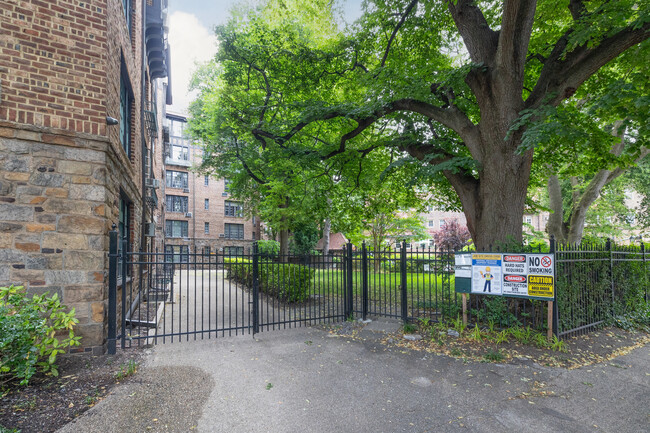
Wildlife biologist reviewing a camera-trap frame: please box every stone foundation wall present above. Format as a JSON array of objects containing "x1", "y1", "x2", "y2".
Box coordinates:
[{"x1": 0, "y1": 123, "x2": 144, "y2": 353}]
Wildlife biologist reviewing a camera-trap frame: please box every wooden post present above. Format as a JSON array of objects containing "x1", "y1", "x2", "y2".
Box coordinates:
[
  {"x1": 462, "y1": 293, "x2": 468, "y2": 325},
  {"x1": 547, "y1": 300, "x2": 554, "y2": 342}
]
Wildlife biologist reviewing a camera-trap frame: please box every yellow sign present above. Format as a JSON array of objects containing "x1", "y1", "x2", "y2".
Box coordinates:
[
  {"x1": 472, "y1": 254, "x2": 501, "y2": 260},
  {"x1": 528, "y1": 275, "x2": 554, "y2": 298}
]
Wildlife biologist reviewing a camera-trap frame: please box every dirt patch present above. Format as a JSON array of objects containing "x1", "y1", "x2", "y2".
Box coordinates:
[
  {"x1": 0, "y1": 348, "x2": 144, "y2": 433},
  {"x1": 384, "y1": 327, "x2": 650, "y2": 368}
]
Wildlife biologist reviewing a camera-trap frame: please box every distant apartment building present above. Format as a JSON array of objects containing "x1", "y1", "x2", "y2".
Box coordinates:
[
  {"x1": 420, "y1": 207, "x2": 549, "y2": 247},
  {"x1": 0, "y1": 0, "x2": 170, "y2": 352},
  {"x1": 159, "y1": 113, "x2": 259, "y2": 261}
]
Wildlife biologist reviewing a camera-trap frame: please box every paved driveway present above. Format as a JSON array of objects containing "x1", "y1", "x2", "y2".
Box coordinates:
[{"x1": 59, "y1": 323, "x2": 650, "y2": 433}]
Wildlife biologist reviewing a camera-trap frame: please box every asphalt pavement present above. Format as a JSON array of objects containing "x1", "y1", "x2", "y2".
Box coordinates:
[{"x1": 58, "y1": 321, "x2": 650, "y2": 433}]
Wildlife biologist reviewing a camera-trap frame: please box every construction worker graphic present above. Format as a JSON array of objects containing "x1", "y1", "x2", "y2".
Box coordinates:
[{"x1": 480, "y1": 266, "x2": 493, "y2": 293}]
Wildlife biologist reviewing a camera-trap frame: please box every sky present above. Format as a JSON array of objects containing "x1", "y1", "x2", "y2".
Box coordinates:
[{"x1": 166, "y1": 0, "x2": 363, "y2": 114}]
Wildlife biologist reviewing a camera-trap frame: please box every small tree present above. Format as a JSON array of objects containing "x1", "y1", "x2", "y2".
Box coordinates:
[{"x1": 432, "y1": 219, "x2": 470, "y2": 251}]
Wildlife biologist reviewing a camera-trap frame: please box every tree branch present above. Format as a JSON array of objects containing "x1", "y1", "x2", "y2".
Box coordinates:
[
  {"x1": 376, "y1": 0, "x2": 419, "y2": 73},
  {"x1": 526, "y1": 21, "x2": 650, "y2": 110},
  {"x1": 447, "y1": 0, "x2": 499, "y2": 64},
  {"x1": 495, "y1": 0, "x2": 536, "y2": 87},
  {"x1": 252, "y1": 98, "x2": 479, "y2": 160}
]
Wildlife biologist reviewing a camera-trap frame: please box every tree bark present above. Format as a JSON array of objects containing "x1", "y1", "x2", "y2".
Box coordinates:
[
  {"x1": 279, "y1": 228, "x2": 289, "y2": 261},
  {"x1": 322, "y1": 217, "x2": 331, "y2": 257},
  {"x1": 546, "y1": 174, "x2": 568, "y2": 243}
]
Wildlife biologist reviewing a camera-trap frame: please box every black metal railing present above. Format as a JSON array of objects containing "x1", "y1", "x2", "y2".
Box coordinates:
[
  {"x1": 107, "y1": 231, "x2": 649, "y2": 351},
  {"x1": 555, "y1": 239, "x2": 648, "y2": 338}
]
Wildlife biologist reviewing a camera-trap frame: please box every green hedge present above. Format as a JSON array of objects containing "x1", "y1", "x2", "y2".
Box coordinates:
[{"x1": 225, "y1": 259, "x2": 314, "y2": 303}]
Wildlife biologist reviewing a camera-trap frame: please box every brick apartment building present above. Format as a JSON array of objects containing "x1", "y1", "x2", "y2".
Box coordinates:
[
  {"x1": 159, "y1": 112, "x2": 259, "y2": 260},
  {"x1": 0, "y1": 0, "x2": 170, "y2": 352}
]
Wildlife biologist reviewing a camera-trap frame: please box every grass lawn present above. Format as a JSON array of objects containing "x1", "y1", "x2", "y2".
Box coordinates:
[{"x1": 311, "y1": 269, "x2": 457, "y2": 301}]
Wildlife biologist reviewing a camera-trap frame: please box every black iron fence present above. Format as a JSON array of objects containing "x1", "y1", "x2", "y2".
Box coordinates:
[
  {"x1": 554, "y1": 239, "x2": 648, "y2": 338},
  {"x1": 107, "y1": 230, "x2": 649, "y2": 352}
]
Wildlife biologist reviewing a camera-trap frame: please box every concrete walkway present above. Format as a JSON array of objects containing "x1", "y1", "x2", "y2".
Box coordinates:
[{"x1": 59, "y1": 321, "x2": 649, "y2": 433}]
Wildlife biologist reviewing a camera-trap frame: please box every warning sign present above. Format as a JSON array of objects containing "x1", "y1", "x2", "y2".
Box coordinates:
[
  {"x1": 457, "y1": 252, "x2": 555, "y2": 300},
  {"x1": 528, "y1": 275, "x2": 554, "y2": 298},
  {"x1": 471, "y1": 254, "x2": 502, "y2": 295}
]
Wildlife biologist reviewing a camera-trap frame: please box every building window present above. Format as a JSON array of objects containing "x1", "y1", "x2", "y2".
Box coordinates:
[
  {"x1": 165, "y1": 245, "x2": 189, "y2": 263},
  {"x1": 204, "y1": 222, "x2": 210, "y2": 234},
  {"x1": 166, "y1": 170, "x2": 188, "y2": 189},
  {"x1": 224, "y1": 201, "x2": 243, "y2": 217},
  {"x1": 223, "y1": 246, "x2": 244, "y2": 256},
  {"x1": 119, "y1": 65, "x2": 133, "y2": 158},
  {"x1": 165, "y1": 220, "x2": 188, "y2": 238},
  {"x1": 224, "y1": 223, "x2": 244, "y2": 239},
  {"x1": 166, "y1": 195, "x2": 188, "y2": 213},
  {"x1": 122, "y1": 0, "x2": 133, "y2": 37},
  {"x1": 524, "y1": 216, "x2": 532, "y2": 224},
  {"x1": 252, "y1": 231, "x2": 256, "y2": 240},
  {"x1": 224, "y1": 178, "x2": 231, "y2": 191},
  {"x1": 428, "y1": 220, "x2": 434, "y2": 227},
  {"x1": 439, "y1": 220, "x2": 446, "y2": 228},
  {"x1": 204, "y1": 199, "x2": 209, "y2": 210},
  {"x1": 204, "y1": 175, "x2": 209, "y2": 186},
  {"x1": 167, "y1": 117, "x2": 189, "y2": 162},
  {"x1": 203, "y1": 246, "x2": 211, "y2": 255}
]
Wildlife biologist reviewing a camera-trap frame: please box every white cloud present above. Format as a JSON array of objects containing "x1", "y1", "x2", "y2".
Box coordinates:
[{"x1": 167, "y1": 12, "x2": 217, "y2": 115}]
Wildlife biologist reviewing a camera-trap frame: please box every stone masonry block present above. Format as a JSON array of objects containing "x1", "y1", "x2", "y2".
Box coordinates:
[
  {"x1": 3, "y1": 172, "x2": 31, "y2": 181},
  {"x1": 75, "y1": 323, "x2": 104, "y2": 347},
  {"x1": 57, "y1": 160, "x2": 93, "y2": 176},
  {"x1": 43, "y1": 233, "x2": 88, "y2": 250},
  {"x1": 91, "y1": 302, "x2": 104, "y2": 323},
  {"x1": 42, "y1": 198, "x2": 93, "y2": 215},
  {"x1": 64, "y1": 148, "x2": 105, "y2": 163},
  {"x1": 67, "y1": 303, "x2": 91, "y2": 323},
  {"x1": 30, "y1": 172, "x2": 65, "y2": 187},
  {"x1": 44, "y1": 270, "x2": 87, "y2": 286},
  {"x1": 3, "y1": 155, "x2": 29, "y2": 172},
  {"x1": 69, "y1": 184, "x2": 104, "y2": 202},
  {"x1": 0, "y1": 203, "x2": 34, "y2": 221},
  {"x1": 26, "y1": 223, "x2": 56, "y2": 232},
  {"x1": 64, "y1": 250, "x2": 104, "y2": 270},
  {"x1": 58, "y1": 215, "x2": 105, "y2": 234},
  {"x1": 63, "y1": 284, "x2": 103, "y2": 303}
]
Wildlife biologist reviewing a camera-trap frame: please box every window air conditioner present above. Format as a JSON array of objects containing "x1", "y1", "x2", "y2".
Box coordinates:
[
  {"x1": 219, "y1": 234, "x2": 225, "y2": 238},
  {"x1": 183, "y1": 188, "x2": 190, "y2": 193},
  {"x1": 145, "y1": 178, "x2": 160, "y2": 189},
  {"x1": 185, "y1": 212, "x2": 192, "y2": 218}
]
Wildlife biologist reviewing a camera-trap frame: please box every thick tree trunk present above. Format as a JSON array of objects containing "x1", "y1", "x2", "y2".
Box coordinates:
[
  {"x1": 466, "y1": 151, "x2": 531, "y2": 250},
  {"x1": 546, "y1": 174, "x2": 568, "y2": 243},
  {"x1": 322, "y1": 217, "x2": 331, "y2": 257},
  {"x1": 279, "y1": 228, "x2": 289, "y2": 261}
]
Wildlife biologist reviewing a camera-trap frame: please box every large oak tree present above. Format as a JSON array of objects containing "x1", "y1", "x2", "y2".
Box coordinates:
[{"x1": 190, "y1": 0, "x2": 649, "y2": 250}]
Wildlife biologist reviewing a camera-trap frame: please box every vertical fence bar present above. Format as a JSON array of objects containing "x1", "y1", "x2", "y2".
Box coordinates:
[
  {"x1": 642, "y1": 242, "x2": 647, "y2": 303},
  {"x1": 252, "y1": 242, "x2": 259, "y2": 335},
  {"x1": 107, "y1": 227, "x2": 118, "y2": 355},
  {"x1": 606, "y1": 238, "x2": 615, "y2": 316},
  {"x1": 362, "y1": 242, "x2": 368, "y2": 320},
  {"x1": 120, "y1": 236, "x2": 128, "y2": 349},
  {"x1": 550, "y1": 235, "x2": 559, "y2": 338},
  {"x1": 345, "y1": 243, "x2": 353, "y2": 319},
  {"x1": 400, "y1": 240, "x2": 407, "y2": 322}
]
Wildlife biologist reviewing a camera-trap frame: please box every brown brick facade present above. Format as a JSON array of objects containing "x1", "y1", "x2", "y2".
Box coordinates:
[
  {"x1": 0, "y1": 0, "x2": 168, "y2": 353},
  {"x1": 161, "y1": 114, "x2": 258, "y2": 256}
]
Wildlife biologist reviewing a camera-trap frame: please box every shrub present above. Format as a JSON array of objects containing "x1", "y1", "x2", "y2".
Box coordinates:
[
  {"x1": 0, "y1": 285, "x2": 80, "y2": 386},
  {"x1": 257, "y1": 240, "x2": 280, "y2": 258},
  {"x1": 226, "y1": 261, "x2": 314, "y2": 303}
]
